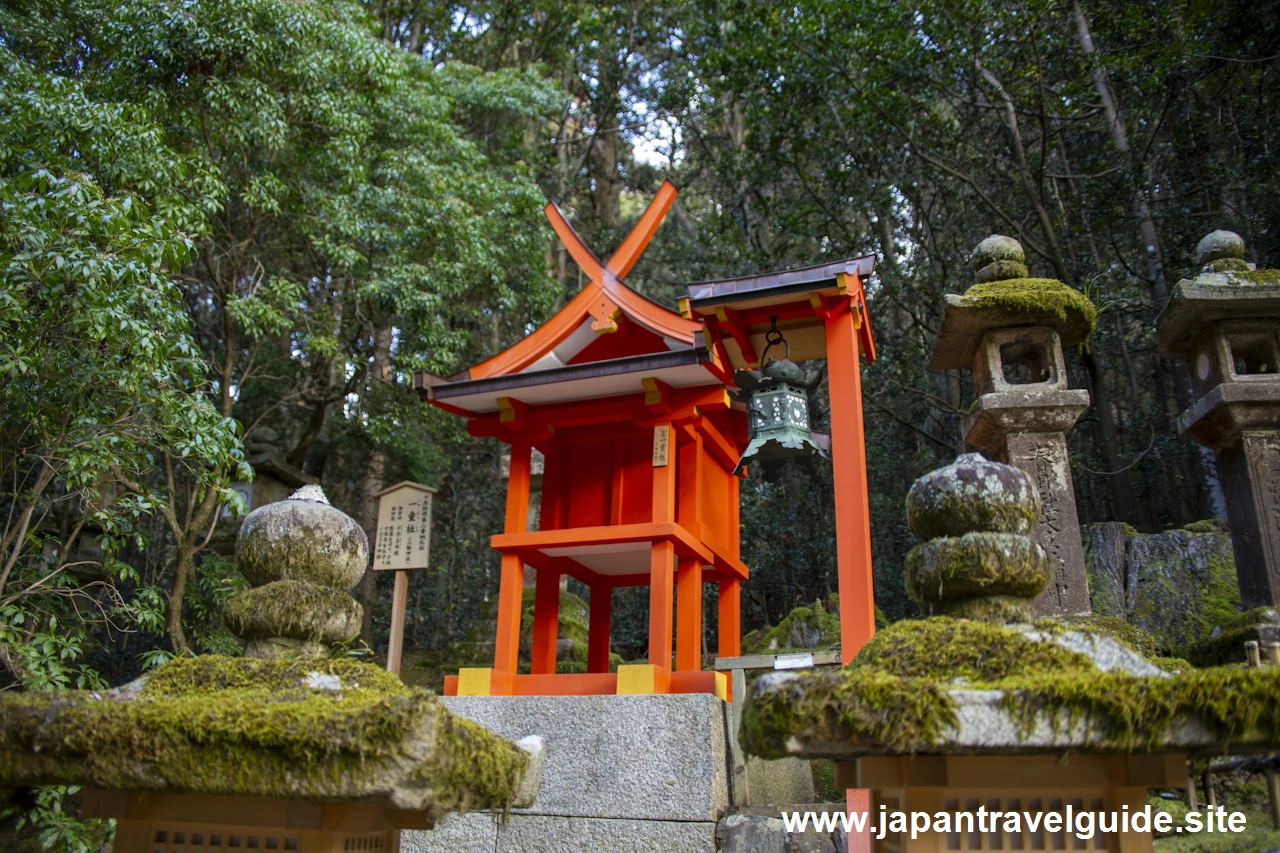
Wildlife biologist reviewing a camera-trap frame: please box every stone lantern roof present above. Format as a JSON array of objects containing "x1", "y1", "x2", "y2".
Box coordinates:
[
  {"x1": 928, "y1": 235, "x2": 1097, "y2": 370},
  {"x1": 1156, "y1": 230, "x2": 1280, "y2": 357},
  {"x1": 0, "y1": 486, "x2": 544, "y2": 822},
  {"x1": 740, "y1": 455, "x2": 1280, "y2": 762}
]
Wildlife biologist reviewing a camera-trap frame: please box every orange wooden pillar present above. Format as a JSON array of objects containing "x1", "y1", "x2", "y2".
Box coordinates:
[
  {"x1": 675, "y1": 557, "x2": 702, "y2": 670},
  {"x1": 492, "y1": 442, "x2": 531, "y2": 690},
  {"x1": 648, "y1": 423, "x2": 676, "y2": 679},
  {"x1": 823, "y1": 295, "x2": 876, "y2": 663},
  {"x1": 588, "y1": 584, "x2": 612, "y2": 673},
  {"x1": 531, "y1": 567, "x2": 560, "y2": 675}
]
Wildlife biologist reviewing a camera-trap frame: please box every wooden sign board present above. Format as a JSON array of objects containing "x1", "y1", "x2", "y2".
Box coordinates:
[{"x1": 373, "y1": 481, "x2": 437, "y2": 571}]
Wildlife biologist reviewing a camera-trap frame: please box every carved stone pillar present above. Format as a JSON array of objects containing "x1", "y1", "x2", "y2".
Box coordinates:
[
  {"x1": 927, "y1": 236, "x2": 1097, "y2": 616},
  {"x1": 1157, "y1": 230, "x2": 1280, "y2": 608}
]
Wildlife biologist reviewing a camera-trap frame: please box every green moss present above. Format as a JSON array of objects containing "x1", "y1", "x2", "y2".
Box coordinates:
[
  {"x1": 961, "y1": 278, "x2": 1097, "y2": 336},
  {"x1": 1186, "y1": 607, "x2": 1280, "y2": 667},
  {"x1": 741, "y1": 599, "x2": 842, "y2": 654},
  {"x1": 740, "y1": 667, "x2": 958, "y2": 759},
  {"x1": 998, "y1": 665, "x2": 1280, "y2": 750},
  {"x1": 0, "y1": 655, "x2": 527, "y2": 813},
  {"x1": 942, "y1": 595, "x2": 1035, "y2": 623},
  {"x1": 416, "y1": 712, "x2": 528, "y2": 814},
  {"x1": 904, "y1": 532, "x2": 1050, "y2": 607},
  {"x1": 223, "y1": 579, "x2": 361, "y2": 644},
  {"x1": 1230, "y1": 268, "x2": 1280, "y2": 287},
  {"x1": 1203, "y1": 258, "x2": 1252, "y2": 274},
  {"x1": 1058, "y1": 616, "x2": 1160, "y2": 659},
  {"x1": 1182, "y1": 519, "x2": 1228, "y2": 534},
  {"x1": 743, "y1": 616, "x2": 1280, "y2": 759},
  {"x1": 849, "y1": 618, "x2": 1093, "y2": 682}
]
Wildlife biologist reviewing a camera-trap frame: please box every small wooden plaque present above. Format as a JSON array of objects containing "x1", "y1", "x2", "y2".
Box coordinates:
[
  {"x1": 652, "y1": 425, "x2": 670, "y2": 467},
  {"x1": 372, "y1": 481, "x2": 437, "y2": 571}
]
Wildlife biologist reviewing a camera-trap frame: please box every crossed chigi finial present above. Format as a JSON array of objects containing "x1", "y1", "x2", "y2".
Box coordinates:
[{"x1": 543, "y1": 179, "x2": 678, "y2": 333}]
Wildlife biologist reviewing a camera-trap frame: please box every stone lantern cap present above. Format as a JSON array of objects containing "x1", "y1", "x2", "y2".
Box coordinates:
[
  {"x1": 0, "y1": 655, "x2": 545, "y2": 816},
  {"x1": 928, "y1": 236, "x2": 1097, "y2": 370},
  {"x1": 1155, "y1": 230, "x2": 1280, "y2": 358}
]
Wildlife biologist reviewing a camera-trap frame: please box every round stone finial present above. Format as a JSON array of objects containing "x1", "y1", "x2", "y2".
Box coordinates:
[
  {"x1": 906, "y1": 453, "x2": 1040, "y2": 540},
  {"x1": 289, "y1": 484, "x2": 330, "y2": 504},
  {"x1": 971, "y1": 235, "x2": 1028, "y2": 283},
  {"x1": 903, "y1": 453, "x2": 1051, "y2": 624},
  {"x1": 227, "y1": 489, "x2": 368, "y2": 659},
  {"x1": 236, "y1": 490, "x2": 368, "y2": 589},
  {"x1": 1196, "y1": 230, "x2": 1245, "y2": 266}
]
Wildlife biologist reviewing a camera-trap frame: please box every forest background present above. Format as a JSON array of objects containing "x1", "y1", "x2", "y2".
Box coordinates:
[{"x1": 0, "y1": 1, "x2": 1276, "y2": 842}]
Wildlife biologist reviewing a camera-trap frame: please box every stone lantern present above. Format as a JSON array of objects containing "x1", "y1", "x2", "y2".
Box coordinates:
[
  {"x1": 741, "y1": 454, "x2": 1280, "y2": 853},
  {"x1": 0, "y1": 486, "x2": 544, "y2": 853},
  {"x1": 1156, "y1": 230, "x2": 1280, "y2": 609},
  {"x1": 928, "y1": 236, "x2": 1098, "y2": 617}
]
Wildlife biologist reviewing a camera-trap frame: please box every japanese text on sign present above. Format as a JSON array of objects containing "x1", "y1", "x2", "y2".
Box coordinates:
[{"x1": 373, "y1": 484, "x2": 434, "y2": 571}]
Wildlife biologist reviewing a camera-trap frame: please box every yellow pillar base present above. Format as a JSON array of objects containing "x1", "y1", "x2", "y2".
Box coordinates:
[{"x1": 616, "y1": 664, "x2": 671, "y2": 694}]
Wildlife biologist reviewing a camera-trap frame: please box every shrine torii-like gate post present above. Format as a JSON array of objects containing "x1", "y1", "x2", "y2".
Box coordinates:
[{"x1": 682, "y1": 257, "x2": 879, "y2": 662}]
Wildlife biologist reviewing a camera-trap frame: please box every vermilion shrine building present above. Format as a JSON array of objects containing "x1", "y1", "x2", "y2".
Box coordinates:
[{"x1": 415, "y1": 181, "x2": 877, "y2": 698}]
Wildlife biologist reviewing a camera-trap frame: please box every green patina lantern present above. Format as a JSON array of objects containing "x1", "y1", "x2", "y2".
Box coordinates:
[{"x1": 732, "y1": 320, "x2": 827, "y2": 477}]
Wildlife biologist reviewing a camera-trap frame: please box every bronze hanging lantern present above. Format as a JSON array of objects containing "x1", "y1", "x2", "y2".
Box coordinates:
[{"x1": 732, "y1": 318, "x2": 827, "y2": 477}]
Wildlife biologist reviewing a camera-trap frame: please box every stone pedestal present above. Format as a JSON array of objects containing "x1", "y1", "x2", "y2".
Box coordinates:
[
  {"x1": 1156, "y1": 230, "x2": 1280, "y2": 609},
  {"x1": 403, "y1": 694, "x2": 734, "y2": 853},
  {"x1": 966, "y1": 390, "x2": 1092, "y2": 616},
  {"x1": 1216, "y1": 430, "x2": 1280, "y2": 607}
]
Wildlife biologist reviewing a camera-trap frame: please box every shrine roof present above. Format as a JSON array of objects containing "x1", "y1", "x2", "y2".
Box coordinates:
[
  {"x1": 416, "y1": 336, "x2": 719, "y2": 415},
  {"x1": 683, "y1": 254, "x2": 876, "y2": 313}
]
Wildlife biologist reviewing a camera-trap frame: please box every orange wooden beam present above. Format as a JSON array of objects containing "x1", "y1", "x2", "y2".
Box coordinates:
[
  {"x1": 531, "y1": 565, "x2": 561, "y2": 675},
  {"x1": 676, "y1": 557, "x2": 703, "y2": 671},
  {"x1": 588, "y1": 585, "x2": 612, "y2": 673},
  {"x1": 605, "y1": 179, "x2": 679, "y2": 281},
  {"x1": 717, "y1": 579, "x2": 741, "y2": 659},
  {"x1": 710, "y1": 308, "x2": 758, "y2": 367},
  {"x1": 492, "y1": 442, "x2": 532, "y2": 684},
  {"x1": 823, "y1": 296, "x2": 877, "y2": 663},
  {"x1": 650, "y1": 421, "x2": 676, "y2": 676}
]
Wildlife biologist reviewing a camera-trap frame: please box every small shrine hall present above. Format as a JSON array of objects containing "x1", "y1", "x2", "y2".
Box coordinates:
[{"x1": 415, "y1": 180, "x2": 877, "y2": 698}]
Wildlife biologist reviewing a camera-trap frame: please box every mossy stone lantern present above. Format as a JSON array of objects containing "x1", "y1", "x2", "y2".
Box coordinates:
[
  {"x1": 0, "y1": 487, "x2": 545, "y2": 853},
  {"x1": 928, "y1": 235, "x2": 1098, "y2": 617},
  {"x1": 1156, "y1": 230, "x2": 1280, "y2": 609},
  {"x1": 742, "y1": 456, "x2": 1280, "y2": 853}
]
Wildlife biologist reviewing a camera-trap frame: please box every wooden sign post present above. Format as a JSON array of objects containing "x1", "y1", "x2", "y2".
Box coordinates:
[{"x1": 373, "y1": 481, "x2": 437, "y2": 675}]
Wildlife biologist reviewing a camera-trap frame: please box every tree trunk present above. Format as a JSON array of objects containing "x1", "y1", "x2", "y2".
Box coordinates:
[
  {"x1": 1082, "y1": 346, "x2": 1136, "y2": 521},
  {"x1": 358, "y1": 324, "x2": 393, "y2": 646},
  {"x1": 166, "y1": 547, "x2": 195, "y2": 651}
]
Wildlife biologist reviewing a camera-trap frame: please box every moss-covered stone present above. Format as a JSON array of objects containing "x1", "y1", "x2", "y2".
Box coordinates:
[
  {"x1": 960, "y1": 278, "x2": 1097, "y2": 338},
  {"x1": 971, "y1": 235, "x2": 1025, "y2": 267},
  {"x1": 906, "y1": 453, "x2": 1040, "y2": 540},
  {"x1": 1058, "y1": 615, "x2": 1160, "y2": 659},
  {"x1": 236, "y1": 495, "x2": 369, "y2": 590},
  {"x1": 741, "y1": 667, "x2": 958, "y2": 758},
  {"x1": 849, "y1": 618, "x2": 1094, "y2": 682},
  {"x1": 943, "y1": 595, "x2": 1036, "y2": 623},
  {"x1": 0, "y1": 655, "x2": 529, "y2": 816},
  {"x1": 905, "y1": 532, "x2": 1051, "y2": 606},
  {"x1": 742, "y1": 616, "x2": 1280, "y2": 759},
  {"x1": 1196, "y1": 230, "x2": 1245, "y2": 265},
  {"x1": 742, "y1": 598, "x2": 843, "y2": 655},
  {"x1": 223, "y1": 579, "x2": 362, "y2": 645},
  {"x1": 975, "y1": 259, "x2": 1028, "y2": 283},
  {"x1": 1000, "y1": 665, "x2": 1280, "y2": 751},
  {"x1": 1185, "y1": 607, "x2": 1280, "y2": 667}
]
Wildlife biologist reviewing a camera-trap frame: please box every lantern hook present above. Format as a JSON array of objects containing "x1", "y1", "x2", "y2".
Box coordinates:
[{"x1": 759, "y1": 315, "x2": 790, "y2": 365}]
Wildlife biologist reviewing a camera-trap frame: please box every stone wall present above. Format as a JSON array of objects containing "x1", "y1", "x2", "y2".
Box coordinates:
[{"x1": 1082, "y1": 520, "x2": 1240, "y2": 655}]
